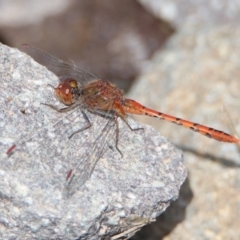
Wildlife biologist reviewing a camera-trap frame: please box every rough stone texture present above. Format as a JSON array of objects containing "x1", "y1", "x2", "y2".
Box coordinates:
[
  {"x1": 129, "y1": 26, "x2": 240, "y2": 239},
  {"x1": 0, "y1": 44, "x2": 186, "y2": 239},
  {"x1": 139, "y1": 0, "x2": 240, "y2": 28}
]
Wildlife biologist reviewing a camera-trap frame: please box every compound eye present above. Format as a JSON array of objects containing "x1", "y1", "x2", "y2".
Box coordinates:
[{"x1": 55, "y1": 81, "x2": 74, "y2": 105}]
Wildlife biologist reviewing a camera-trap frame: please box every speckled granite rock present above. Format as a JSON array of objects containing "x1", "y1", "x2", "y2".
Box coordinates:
[{"x1": 0, "y1": 44, "x2": 186, "y2": 240}]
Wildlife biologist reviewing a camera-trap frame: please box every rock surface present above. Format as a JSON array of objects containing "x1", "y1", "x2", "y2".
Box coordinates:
[{"x1": 0, "y1": 44, "x2": 186, "y2": 239}]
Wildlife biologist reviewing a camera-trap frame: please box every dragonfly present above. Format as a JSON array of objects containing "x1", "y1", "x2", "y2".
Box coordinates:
[{"x1": 7, "y1": 45, "x2": 239, "y2": 191}]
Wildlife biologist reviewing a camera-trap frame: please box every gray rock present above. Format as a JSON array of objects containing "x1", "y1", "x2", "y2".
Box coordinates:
[
  {"x1": 139, "y1": 0, "x2": 240, "y2": 28},
  {"x1": 0, "y1": 44, "x2": 186, "y2": 240},
  {"x1": 0, "y1": 0, "x2": 70, "y2": 26}
]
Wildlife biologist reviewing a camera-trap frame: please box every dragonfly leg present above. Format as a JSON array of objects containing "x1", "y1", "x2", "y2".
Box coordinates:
[
  {"x1": 114, "y1": 116, "x2": 123, "y2": 158},
  {"x1": 68, "y1": 110, "x2": 92, "y2": 138},
  {"x1": 41, "y1": 101, "x2": 81, "y2": 113},
  {"x1": 122, "y1": 117, "x2": 144, "y2": 132}
]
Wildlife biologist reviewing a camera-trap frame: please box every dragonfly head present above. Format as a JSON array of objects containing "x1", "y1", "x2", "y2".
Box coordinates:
[{"x1": 55, "y1": 78, "x2": 80, "y2": 105}]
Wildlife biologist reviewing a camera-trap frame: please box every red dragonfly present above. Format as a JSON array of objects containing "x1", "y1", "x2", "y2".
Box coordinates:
[{"x1": 7, "y1": 45, "x2": 239, "y2": 191}]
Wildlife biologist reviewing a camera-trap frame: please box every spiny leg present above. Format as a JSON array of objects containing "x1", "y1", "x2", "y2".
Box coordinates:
[
  {"x1": 112, "y1": 117, "x2": 145, "y2": 158},
  {"x1": 121, "y1": 117, "x2": 144, "y2": 132},
  {"x1": 68, "y1": 110, "x2": 92, "y2": 138},
  {"x1": 42, "y1": 102, "x2": 92, "y2": 138},
  {"x1": 87, "y1": 109, "x2": 125, "y2": 157},
  {"x1": 114, "y1": 116, "x2": 123, "y2": 158},
  {"x1": 110, "y1": 117, "x2": 145, "y2": 158},
  {"x1": 41, "y1": 101, "x2": 80, "y2": 113}
]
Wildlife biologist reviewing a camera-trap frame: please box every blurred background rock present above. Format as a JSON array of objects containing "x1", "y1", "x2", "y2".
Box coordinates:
[
  {"x1": 0, "y1": 0, "x2": 173, "y2": 90},
  {"x1": 1, "y1": 0, "x2": 240, "y2": 239}
]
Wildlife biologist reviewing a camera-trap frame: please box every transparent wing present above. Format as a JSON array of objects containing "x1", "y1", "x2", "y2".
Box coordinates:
[
  {"x1": 20, "y1": 44, "x2": 99, "y2": 86},
  {"x1": 65, "y1": 117, "x2": 116, "y2": 196}
]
